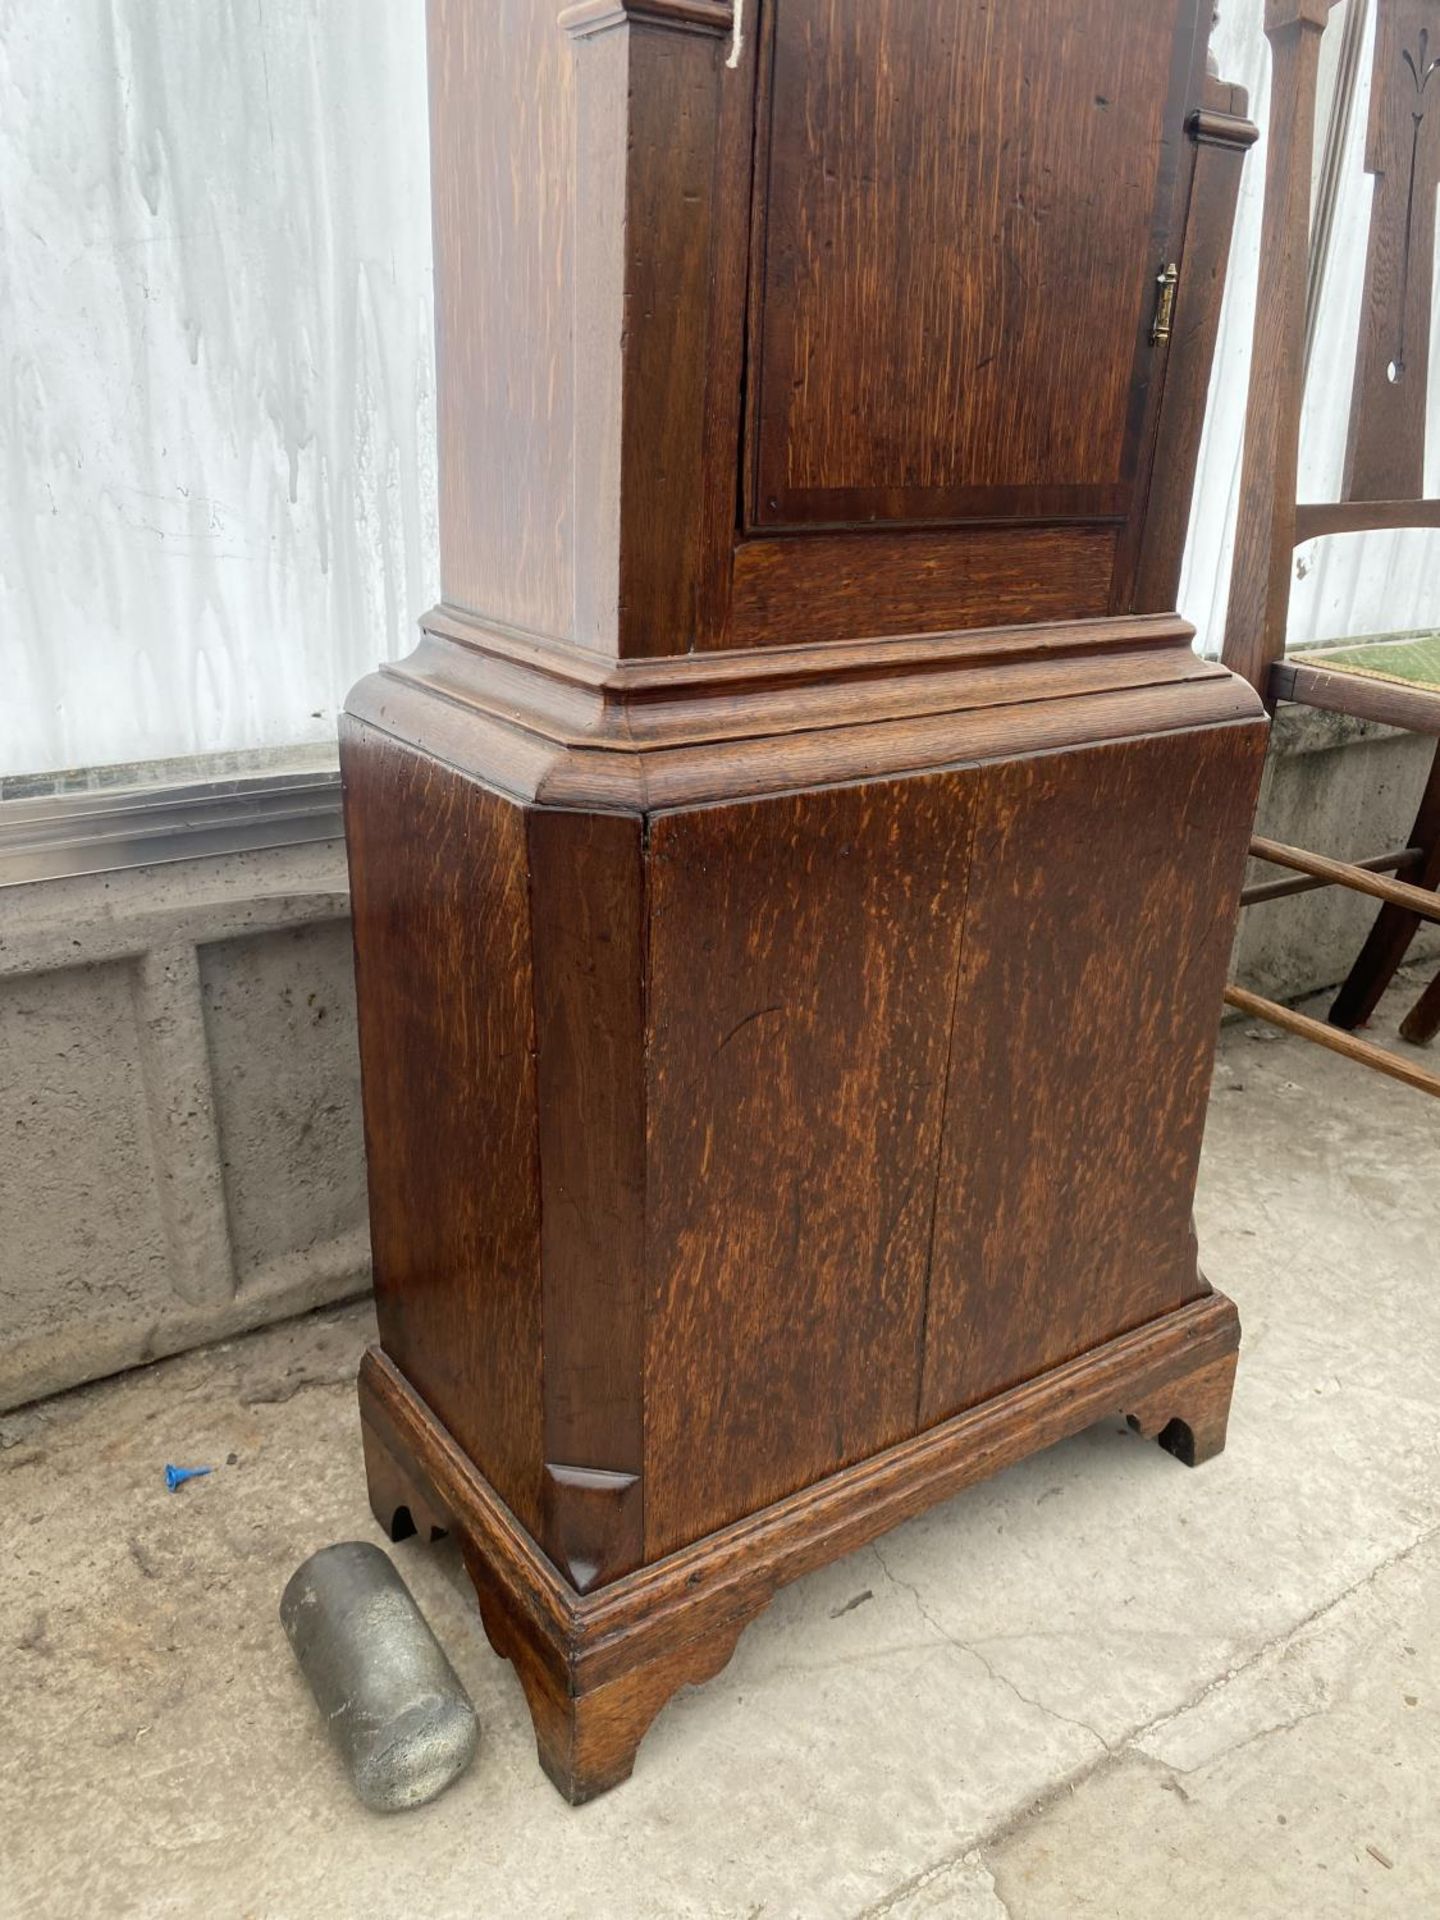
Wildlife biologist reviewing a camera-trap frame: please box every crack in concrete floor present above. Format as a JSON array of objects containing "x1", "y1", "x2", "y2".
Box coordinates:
[
  {"x1": 869, "y1": 1540, "x2": 1114, "y2": 1758},
  {"x1": 860, "y1": 1516, "x2": 1440, "y2": 1919}
]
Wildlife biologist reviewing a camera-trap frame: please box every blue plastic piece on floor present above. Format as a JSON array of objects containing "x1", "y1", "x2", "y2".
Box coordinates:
[{"x1": 164, "y1": 1464, "x2": 213, "y2": 1492}]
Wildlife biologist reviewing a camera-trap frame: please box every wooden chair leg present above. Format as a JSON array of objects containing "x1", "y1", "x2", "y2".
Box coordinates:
[
  {"x1": 1330, "y1": 739, "x2": 1440, "y2": 1031},
  {"x1": 1400, "y1": 966, "x2": 1440, "y2": 1046}
]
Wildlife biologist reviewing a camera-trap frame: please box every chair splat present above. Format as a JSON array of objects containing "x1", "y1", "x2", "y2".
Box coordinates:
[{"x1": 1344, "y1": 0, "x2": 1440, "y2": 500}]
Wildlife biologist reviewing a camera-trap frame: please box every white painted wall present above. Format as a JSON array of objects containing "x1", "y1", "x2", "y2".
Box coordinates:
[
  {"x1": 0, "y1": 1, "x2": 1435, "y2": 779},
  {"x1": 1181, "y1": 0, "x2": 1440, "y2": 657},
  {"x1": 0, "y1": 0, "x2": 437, "y2": 777}
]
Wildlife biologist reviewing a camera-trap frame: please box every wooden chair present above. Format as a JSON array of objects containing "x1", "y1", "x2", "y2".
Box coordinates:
[{"x1": 1223, "y1": 0, "x2": 1440, "y2": 1097}]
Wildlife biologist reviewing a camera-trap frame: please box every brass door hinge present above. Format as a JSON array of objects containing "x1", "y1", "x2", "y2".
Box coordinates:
[{"x1": 1150, "y1": 262, "x2": 1180, "y2": 345}]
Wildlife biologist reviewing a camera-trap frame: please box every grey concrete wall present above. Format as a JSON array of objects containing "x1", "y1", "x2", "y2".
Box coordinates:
[
  {"x1": 1233, "y1": 707, "x2": 1440, "y2": 1003},
  {"x1": 0, "y1": 840, "x2": 368, "y2": 1411}
]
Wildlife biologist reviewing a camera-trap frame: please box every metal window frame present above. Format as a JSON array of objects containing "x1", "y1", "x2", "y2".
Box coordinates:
[{"x1": 0, "y1": 765, "x2": 345, "y2": 888}]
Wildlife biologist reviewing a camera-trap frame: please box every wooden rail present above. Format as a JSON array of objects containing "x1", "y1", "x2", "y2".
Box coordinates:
[
  {"x1": 1240, "y1": 843, "x2": 1421, "y2": 907},
  {"x1": 1249, "y1": 836, "x2": 1440, "y2": 921},
  {"x1": 1270, "y1": 661, "x2": 1440, "y2": 735},
  {"x1": 1224, "y1": 986, "x2": 1440, "y2": 1099},
  {"x1": 1293, "y1": 499, "x2": 1440, "y2": 541}
]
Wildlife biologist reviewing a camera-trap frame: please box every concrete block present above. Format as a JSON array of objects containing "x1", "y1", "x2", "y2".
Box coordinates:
[
  {"x1": 1232, "y1": 707, "x2": 1440, "y2": 1005},
  {"x1": 0, "y1": 840, "x2": 369, "y2": 1409},
  {"x1": 200, "y1": 922, "x2": 367, "y2": 1282}
]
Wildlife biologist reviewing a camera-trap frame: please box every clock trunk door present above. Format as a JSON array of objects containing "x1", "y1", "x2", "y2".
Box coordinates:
[{"x1": 745, "y1": 0, "x2": 1207, "y2": 581}]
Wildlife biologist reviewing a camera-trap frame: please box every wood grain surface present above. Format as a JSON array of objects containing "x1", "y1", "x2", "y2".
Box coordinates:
[
  {"x1": 1271, "y1": 657, "x2": 1440, "y2": 734},
  {"x1": 1329, "y1": 739, "x2": 1440, "y2": 1029},
  {"x1": 1222, "y1": 0, "x2": 1340, "y2": 691},
  {"x1": 748, "y1": 0, "x2": 1203, "y2": 527},
  {"x1": 344, "y1": 0, "x2": 1263, "y2": 1803},
  {"x1": 425, "y1": 0, "x2": 1239, "y2": 657},
  {"x1": 919, "y1": 724, "x2": 1267, "y2": 1423},
  {"x1": 346, "y1": 606, "x2": 1260, "y2": 815},
  {"x1": 429, "y1": 0, "x2": 576, "y2": 639},
  {"x1": 641, "y1": 776, "x2": 976, "y2": 1556},
  {"x1": 360, "y1": 1288, "x2": 1241, "y2": 1799},
  {"x1": 340, "y1": 717, "x2": 545, "y2": 1534},
  {"x1": 728, "y1": 525, "x2": 1119, "y2": 646},
  {"x1": 1294, "y1": 498, "x2": 1440, "y2": 539},
  {"x1": 1342, "y1": 0, "x2": 1440, "y2": 502},
  {"x1": 528, "y1": 809, "x2": 649, "y2": 1586},
  {"x1": 607, "y1": 18, "x2": 726, "y2": 655}
]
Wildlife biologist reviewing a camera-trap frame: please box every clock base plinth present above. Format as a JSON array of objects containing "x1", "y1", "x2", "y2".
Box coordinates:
[{"x1": 357, "y1": 1291, "x2": 1239, "y2": 1805}]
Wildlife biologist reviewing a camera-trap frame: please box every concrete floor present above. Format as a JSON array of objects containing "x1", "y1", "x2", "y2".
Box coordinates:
[{"x1": 3, "y1": 975, "x2": 1438, "y2": 1920}]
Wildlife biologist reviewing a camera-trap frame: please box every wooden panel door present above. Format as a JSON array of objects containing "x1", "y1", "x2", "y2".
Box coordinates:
[
  {"x1": 918, "y1": 722, "x2": 1267, "y2": 1425},
  {"x1": 747, "y1": 0, "x2": 1207, "y2": 542},
  {"x1": 641, "y1": 774, "x2": 975, "y2": 1557}
]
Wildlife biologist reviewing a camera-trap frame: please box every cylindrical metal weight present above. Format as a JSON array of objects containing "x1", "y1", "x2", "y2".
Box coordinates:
[{"x1": 280, "y1": 1540, "x2": 479, "y2": 1812}]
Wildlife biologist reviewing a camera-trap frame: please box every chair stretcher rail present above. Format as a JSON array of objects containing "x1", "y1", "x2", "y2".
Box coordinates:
[
  {"x1": 1249, "y1": 836, "x2": 1440, "y2": 921},
  {"x1": 1239, "y1": 843, "x2": 1421, "y2": 907},
  {"x1": 1223, "y1": 986, "x2": 1440, "y2": 1099}
]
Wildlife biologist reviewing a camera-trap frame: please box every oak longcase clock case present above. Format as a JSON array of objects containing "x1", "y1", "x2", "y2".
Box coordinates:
[{"x1": 341, "y1": 0, "x2": 1266, "y2": 1801}]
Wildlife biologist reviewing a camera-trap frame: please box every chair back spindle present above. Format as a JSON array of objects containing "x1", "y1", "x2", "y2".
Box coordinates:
[
  {"x1": 1224, "y1": 0, "x2": 1340, "y2": 695},
  {"x1": 1221, "y1": 0, "x2": 1440, "y2": 1098},
  {"x1": 1344, "y1": 0, "x2": 1439, "y2": 501}
]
